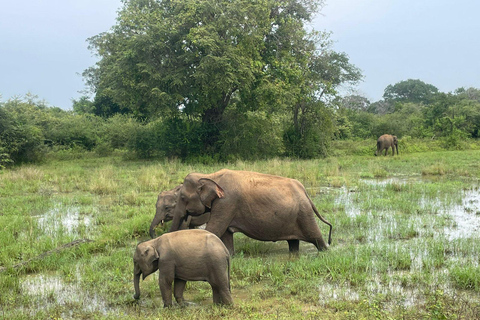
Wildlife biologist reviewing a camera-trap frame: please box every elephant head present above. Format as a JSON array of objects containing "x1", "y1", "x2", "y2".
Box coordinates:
[
  {"x1": 149, "y1": 185, "x2": 182, "y2": 238},
  {"x1": 133, "y1": 240, "x2": 159, "y2": 299},
  {"x1": 393, "y1": 136, "x2": 399, "y2": 154},
  {"x1": 169, "y1": 175, "x2": 225, "y2": 232}
]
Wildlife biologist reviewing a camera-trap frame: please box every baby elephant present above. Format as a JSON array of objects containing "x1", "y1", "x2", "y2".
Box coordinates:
[{"x1": 133, "y1": 229, "x2": 233, "y2": 307}]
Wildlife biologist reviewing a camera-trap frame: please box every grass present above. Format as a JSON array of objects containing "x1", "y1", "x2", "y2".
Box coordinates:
[{"x1": 1, "y1": 149, "x2": 480, "y2": 319}]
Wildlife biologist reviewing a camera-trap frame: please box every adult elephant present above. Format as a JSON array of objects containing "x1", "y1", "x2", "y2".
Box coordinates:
[
  {"x1": 375, "y1": 134, "x2": 398, "y2": 156},
  {"x1": 169, "y1": 169, "x2": 332, "y2": 253},
  {"x1": 149, "y1": 185, "x2": 212, "y2": 238}
]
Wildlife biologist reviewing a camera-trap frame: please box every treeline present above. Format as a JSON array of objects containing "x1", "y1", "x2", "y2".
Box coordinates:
[
  {"x1": 336, "y1": 80, "x2": 480, "y2": 146},
  {"x1": 1, "y1": 79, "x2": 479, "y2": 168}
]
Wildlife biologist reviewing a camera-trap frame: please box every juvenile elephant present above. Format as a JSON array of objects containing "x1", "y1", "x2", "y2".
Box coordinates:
[
  {"x1": 133, "y1": 229, "x2": 233, "y2": 307},
  {"x1": 149, "y1": 185, "x2": 211, "y2": 238},
  {"x1": 375, "y1": 134, "x2": 398, "y2": 156},
  {"x1": 168, "y1": 169, "x2": 333, "y2": 253}
]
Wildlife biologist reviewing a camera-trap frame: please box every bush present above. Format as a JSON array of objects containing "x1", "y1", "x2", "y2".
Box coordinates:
[
  {"x1": 0, "y1": 99, "x2": 46, "y2": 165},
  {"x1": 220, "y1": 110, "x2": 286, "y2": 160},
  {"x1": 126, "y1": 120, "x2": 163, "y2": 159}
]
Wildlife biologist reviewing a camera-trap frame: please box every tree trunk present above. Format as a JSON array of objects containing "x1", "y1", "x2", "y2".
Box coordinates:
[{"x1": 201, "y1": 90, "x2": 236, "y2": 153}]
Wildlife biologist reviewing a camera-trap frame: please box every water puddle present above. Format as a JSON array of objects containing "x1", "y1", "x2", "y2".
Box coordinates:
[
  {"x1": 35, "y1": 205, "x2": 93, "y2": 238},
  {"x1": 318, "y1": 282, "x2": 360, "y2": 305},
  {"x1": 444, "y1": 188, "x2": 480, "y2": 240},
  {"x1": 21, "y1": 272, "x2": 109, "y2": 317},
  {"x1": 336, "y1": 177, "x2": 480, "y2": 241},
  {"x1": 335, "y1": 186, "x2": 361, "y2": 217},
  {"x1": 360, "y1": 176, "x2": 423, "y2": 187}
]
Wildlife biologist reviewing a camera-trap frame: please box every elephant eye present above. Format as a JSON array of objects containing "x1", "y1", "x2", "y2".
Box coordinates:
[{"x1": 164, "y1": 206, "x2": 169, "y2": 210}]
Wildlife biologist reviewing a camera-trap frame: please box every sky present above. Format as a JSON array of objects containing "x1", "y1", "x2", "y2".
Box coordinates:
[{"x1": 1, "y1": 0, "x2": 479, "y2": 109}]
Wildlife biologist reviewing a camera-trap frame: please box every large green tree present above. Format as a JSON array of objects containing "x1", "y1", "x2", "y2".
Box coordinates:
[
  {"x1": 383, "y1": 79, "x2": 439, "y2": 104},
  {"x1": 85, "y1": 0, "x2": 360, "y2": 157}
]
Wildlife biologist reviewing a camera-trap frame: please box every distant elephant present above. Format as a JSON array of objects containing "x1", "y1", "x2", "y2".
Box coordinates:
[
  {"x1": 133, "y1": 229, "x2": 233, "y2": 307},
  {"x1": 168, "y1": 169, "x2": 333, "y2": 253},
  {"x1": 149, "y1": 185, "x2": 211, "y2": 238},
  {"x1": 375, "y1": 134, "x2": 398, "y2": 156}
]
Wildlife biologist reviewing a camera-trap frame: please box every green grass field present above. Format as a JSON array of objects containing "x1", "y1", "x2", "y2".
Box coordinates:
[{"x1": 1, "y1": 150, "x2": 480, "y2": 319}]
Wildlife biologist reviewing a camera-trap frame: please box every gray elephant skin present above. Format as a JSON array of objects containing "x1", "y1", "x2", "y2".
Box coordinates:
[
  {"x1": 168, "y1": 169, "x2": 333, "y2": 253},
  {"x1": 133, "y1": 229, "x2": 233, "y2": 307},
  {"x1": 375, "y1": 134, "x2": 398, "y2": 156},
  {"x1": 149, "y1": 185, "x2": 211, "y2": 238}
]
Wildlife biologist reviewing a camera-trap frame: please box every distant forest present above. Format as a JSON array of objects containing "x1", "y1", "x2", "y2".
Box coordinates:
[{"x1": 1, "y1": 0, "x2": 479, "y2": 167}]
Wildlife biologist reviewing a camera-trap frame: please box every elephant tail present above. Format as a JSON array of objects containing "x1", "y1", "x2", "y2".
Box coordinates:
[
  {"x1": 307, "y1": 194, "x2": 333, "y2": 245},
  {"x1": 227, "y1": 255, "x2": 231, "y2": 292}
]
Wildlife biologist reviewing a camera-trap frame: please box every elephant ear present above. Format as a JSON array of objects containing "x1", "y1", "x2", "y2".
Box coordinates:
[
  {"x1": 198, "y1": 178, "x2": 225, "y2": 209},
  {"x1": 144, "y1": 246, "x2": 159, "y2": 263}
]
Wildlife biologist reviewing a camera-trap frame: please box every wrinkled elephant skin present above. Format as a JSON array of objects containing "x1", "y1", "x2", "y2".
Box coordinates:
[{"x1": 169, "y1": 169, "x2": 333, "y2": 253}]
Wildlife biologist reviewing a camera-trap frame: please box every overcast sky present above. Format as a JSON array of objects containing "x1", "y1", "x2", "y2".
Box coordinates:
[{"x1": 1, "y1": 0, "x2": 479, "y2": 109}]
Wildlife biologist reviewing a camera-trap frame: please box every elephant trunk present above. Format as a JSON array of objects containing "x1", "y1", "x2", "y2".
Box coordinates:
[
  {"x1": 133, "y1": 266, "x2": 141, "y2": 300},
  {"x1": 169, "y1": 201, "x2": 187, "y2": 232},
  {"x1": 149, "y1": 209, "x2": 165, "y2": 238}
]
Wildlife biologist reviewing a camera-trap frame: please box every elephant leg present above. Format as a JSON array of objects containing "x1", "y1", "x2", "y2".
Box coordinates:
[
  {"x1": 205, "y1": 202, "x2": 234, "y2": 240},
  {"x1": 297, "y1": 214, "x2": 328, "y2": 251},
  {"x1": 211, "y1": 285, "x2": 222, "y2": 304},
  {"x1": 174, "y1": 278, "x2": 187, "y2": 305},
  {"x1": 220, "y1": 231, "x2": 235, "y2": 255},
  {"x1": 287, "y1": 240, "x2": 300, "y2": 253},
  {"x1": 218, "y1": 286, "x2": 233, "y2": 305},
  {"x1": 159, "y1": 277, "x2": 173, "y2": 307},
  {"x1": 210, "y1": 283, "x2": 232, "y2": 305}
]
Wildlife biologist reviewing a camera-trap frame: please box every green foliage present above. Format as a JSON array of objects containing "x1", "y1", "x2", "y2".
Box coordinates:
[
  {"x1": 84, "y1": 0, "x2": 361, "y2": 157},
  {"x1": 284, "y1": 101, "x2": 335, "y2": 158},
  {"x1": 339, "y1": 83, "x2": 480, "y2": 146},
  {"x1": 383, "y1": 78, "x2": 439, "y2": 104},
  {"x1": 0, "y1": 97, "x2": 47, "y2": 164},
  {"x1": 220, "y1": 109, "x2": 286, "y2": 160},
  {"x1": 126, "y1": 120, "x2": 163, "y2": 159}
]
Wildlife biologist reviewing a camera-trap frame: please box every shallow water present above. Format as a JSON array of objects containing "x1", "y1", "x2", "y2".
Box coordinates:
[
  {"x1": 21, "y1": 272, "x2": 109, "y2": 317},
  {"x1": 444, "y1": 188, "x2": 480, "y2": 240},
  {"x1": 35, "y1": 205, "x2": 93, "y2": 239}
]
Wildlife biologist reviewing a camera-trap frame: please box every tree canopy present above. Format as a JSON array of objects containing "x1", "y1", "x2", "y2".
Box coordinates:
[
  {"x1": 83, "y1": 0, "x2": 361, "y2": 158},
  {"x1": 383, "y1": 79, "x2": 439, "y2": 104}
]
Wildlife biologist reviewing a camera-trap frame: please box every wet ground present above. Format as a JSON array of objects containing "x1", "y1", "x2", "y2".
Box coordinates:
[{"x1": 17, "y1": 175, "x2": 480, "y2": 315}]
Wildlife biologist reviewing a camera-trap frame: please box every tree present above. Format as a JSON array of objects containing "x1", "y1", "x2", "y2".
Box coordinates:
[
  {"x1": 383, "y1": 79, "x2": 439, "y2": 104},
  {"x1": 84, "y1": 0, "x2": 361, "y2": 158},
  {"x1": 72, "y1": 96, "x2": 95, "y2": 114},
  {"x1": 340, "y1": 94, "x2": 370, "y2": 111}
]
